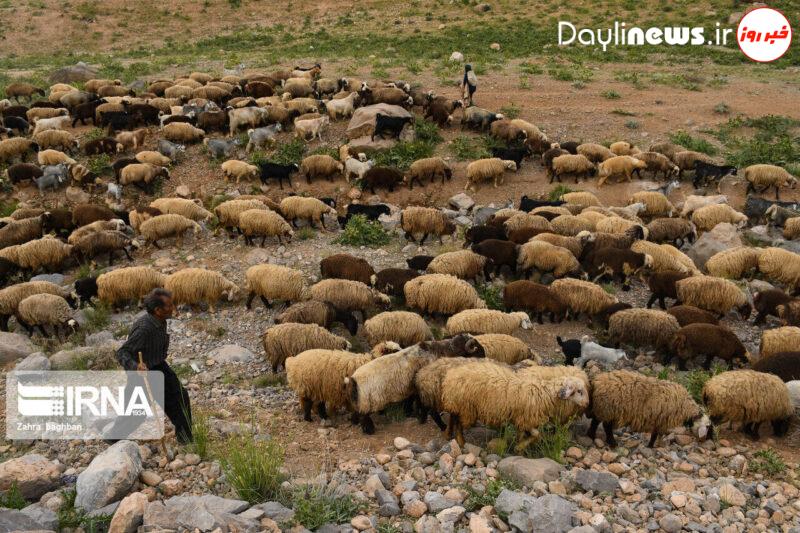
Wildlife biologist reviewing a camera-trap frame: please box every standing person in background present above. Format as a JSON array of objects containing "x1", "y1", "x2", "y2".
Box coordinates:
[{"x1": 462, "y1": 64, "x2": 478, "y2": 107}]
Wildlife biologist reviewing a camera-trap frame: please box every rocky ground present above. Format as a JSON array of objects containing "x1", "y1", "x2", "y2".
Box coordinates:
[{"x1": 2, "y1": 190, "x2": 800, "y2": 532}]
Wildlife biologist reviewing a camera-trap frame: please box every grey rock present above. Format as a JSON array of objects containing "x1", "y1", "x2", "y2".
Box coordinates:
[
  {"x1": 415, "y1": 514, "x2": 443, "y2": 533},
  {"x1": 49, "y1": 62, "x2": 98, "y2": 83},
  {"x1": 14, "y1": 352, "x2": 50, "y2": 370},
  {"x1": 166, "y1": 494, "x2": 249, "y2": 515},
  {"x1": 379, "y1": 502, "x2": 401, "y2": 517},
  {"x1": 687, "y1": 223, "x2": 742, "y2": 269},
  {"x1": 86, "y1": 501, "x2": 120, "y2": 517},
  {"x1": 575, "y1": 470, "x2": 619, "y2": 493},
  {"x1": 0, "y1": 454, "x2": 62, "y2": 500},
  {"x1": 418, "y1": 452, "x2": 436, "y2": 465},
  {"x1": 0, "y1": 331, "x2": 35, "y2": 363},
  {"x1": 424, "y1": 491, "x2": 455, "y2": 514},
  {"x1": 144, "y1": 495, "x2": 257, "y2": 532},
  {"x1": 498, "y1": 456, "x2": 563, "y2": 486},
  {"x1": 473, "y1": 206, "x2": 499, "y2": 226},
  {"x1": 616, "y1": 504, "x2": 641, "y2": 524},
  {"x1": 75, "y1": 440, "x2": 142, "y2": 512},
  {"x1": 508, "y1": 510, "x2": 532, "y2": 532},
  {"x1": 208, "y1": 344, "x2": 255, "y2": 364},
  {"x1": 567, "y1": 527, "x2": 596, "y2": 533},
  {"x1": 19, "y1": 504, "x2": 58, "y2": 530},
  {"x1": 659, "y1": 513, "x2": 682, "y2": 533},
  {"x1": 30, "y1": 273, "x2": 65, "y2": 285},
  {"x1": 494, "y1": 489, "x2": 536, "y2": 516},
  {"x1": 401, "y1": 491, "x2": 421, "y2": 505},
  {"x1": 85, "y1": 330, "x2": 116, "y2": 346},
  {"x1": 251, "y1": 501, "x2": 295, "y2": 522},
  {"x1": 529, "y1": 495, "x2": 577, "y2": 533},
  {"x1": 449, "y1": 193, "x2": 475, "y2": 212},
  {"x1": 0, "y1": 509, "x2": 48, "y2": 532},
  {"x1": 376, "y1": 489, "x2": 398, "y2": 506},
  {"x1": 455, "y1": 215, "x2": 472, "y2": 227},
  {"x1": 379, "y1": 211, "x2": 402, "y2": 231},
  {"x1": 49, "y1": 345, "x2": 116, "y2": 370}
]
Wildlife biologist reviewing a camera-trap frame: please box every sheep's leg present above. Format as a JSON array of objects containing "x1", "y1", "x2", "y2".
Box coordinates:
[
  {"x1": 603, "y1": 421, "x2": 616, "y2": 447},
  {"x1": 772, "y1": 418, "x2": 790, "y2": 437},
  {"x1": 419, "y1": 233, "x2": 429, "y2": 246},
  {"x1": 702, "y1": 354, "x2": 713, "y2": 370},
  {"x1": 349, "y1": 411, "x2": 360, "y2": 425},
  {"x1": 108, "y1": 250, "x2": 115, "y2": 266},
  {"x1": 245, "y1": 292, "x2": 257, "y2": 309},
  {"x1": 402, "y1": 397, "x2": 416, "y2": 417},
  {"x1": 647, "y1": 431, "x2": 659, "y2": 448},
  {"x1": 417, "y1": 405, "x2": 428, "y2": 424},
  {"x1": 753, "y1": 311, "x2": 767, "y2": 325},
  {"x1": 775, "y1": 185, "x2": 781, "y2": 201},
  {"x1": 430, "y1": 411, "x2": 447, "y2": 431},
  {"x1": 300, "y1": 398, "x2": 313, "y2": 421},
  {"x1": 261, "y1": 236, "x2": 267, "y2": 247},
  {"x1": 360, "y1": 414, "x2": 376, "y2": 435},
  {"x1": 587, "y1": 418, "x2": 599, "y2": 440},
  {"x1": 260, "y1": 296, "x2": 271, "y2": 309},
  {"x1": 0, "y1": 315, "x2": 10, "y2": 332},
  {"x1": 535, "y1": 312, "x2": 544, "y2": 325},
  {"x1": 745, "y1": 422, "x2": 761, "y2": 440},
  {"x1": 151, "y1": 240, "x2": 161, "y2": 250},
  {"x1": 316, "y1": 402, "x2": 328, "y2": 420},
  {"x1": 453, "y1": 415, "x2": 465, "y2": 446},
  {"x1": 677, "y1": 357, "x2": 688, "y2": 371}
]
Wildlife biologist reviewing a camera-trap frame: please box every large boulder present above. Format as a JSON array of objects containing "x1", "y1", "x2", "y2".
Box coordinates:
[
  {"x1": 0, "y1": 454, "x2": 62, "y2": 500},
  {"x1": 49, "y1": 344, "x2": 117, "y2": 370},
  {"x1": 208, "y1": 344, "x2": 255, "y2": 364},
  {"x1": 687, "y1": 222, "x2": 742, "y2": 270},
  {"x1": 497, "y1": 456, "x2": 564, "y2": 486},
  {"x1": 49, "y1": 61, "x2": 98, "y2": 83},
  {"x1": 109, "y1": 492, "x2": 148, "y2": 533},
  {"x1": 0, "y1": 508, "x2": 51, "y2": 532},
  {"x1": 76, "y1": 441, "x2": 142, "y2": 512},
  {"x1": 143, "y1": 495, "x2": 255, "y2": 532},
  {"x1": 15, "y1": 352, "x2": 51, "y2": 371},
  {"x1": 346, "y1": 104, "x2": 413, "y2": 140},
  {"x1": 0, "y1": 332, "x2": 36, "y2": 364}
]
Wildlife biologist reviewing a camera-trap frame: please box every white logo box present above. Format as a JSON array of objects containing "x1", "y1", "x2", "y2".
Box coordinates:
[{"x1": 7, "y1": 371, "x2": 165, "y2": 440}]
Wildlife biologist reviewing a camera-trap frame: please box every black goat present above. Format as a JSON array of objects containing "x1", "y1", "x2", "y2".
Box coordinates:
[
  {"x1": 491, "y1": 145, "x2": 531, "y2": 169},
  {"x1": 3, "y1": 116, "x2": 29, "y2": 135},
  {"x1": 519, "y1": 195, "x2": 565, "y2": 212},
  {"x1": 372, "y1": 114, "x2": 412, "y2": 140},
  {"x1": 340, "y1": 203, "x2": 391, "y2": 225},
  {"x1": 693, "y1": 161, "x2": 737, "y2": 188},
  {"x1": 556, "y1": 336, "x2": 582, "y2": 365},
  {"x1": 257, "y1": 162, "x2": 299, "y2": 190}
]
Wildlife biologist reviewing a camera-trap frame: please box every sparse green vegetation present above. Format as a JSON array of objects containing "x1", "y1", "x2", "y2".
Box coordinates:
[
  {"x1": 549, "y1": 184, "x2": 573, "y2": 202},
  {"x1": 477, "y1": 283, "x2": 504, "y2": 311},
  {"x1": 187, "y1": 409, "x2": 212, "y2": 460},
  {"x1": 668, "y1": 131, "x2": 719, "y2": 156},
  {"x1": 289, "y1": 485, "x2": 365, "y2": 531},
  {"x1": 450, "y1": 135, "x2": 491, "y2": 161},
  {"x1": 749, "y1": 448, "x2": 786, "y2": 476},
  {"x1": 500, "y1": 103, "x2": 521, "y2": 119},
  {"x1": 0, "y1": 483, "x2": 27, "y2": 510},
  {"x1": 0, "y1": 199, "x2": 18, "y2": 217},
  {"x1": 714, "y1": 115, "x2": 800, "y2": 169},
  {"x1": 86, "y1": 154, "x2": 112, "y2": 176},
  {"x1": 611, "y1": 109, "x2": 637, "y2": 117},
  {"x1": 490, "y1": 419, "x2": 574, "y2": 463},
  {"x1": 220, "y1": 434, "x2": 286, "y2": 504},
  {"x1": 296, "y1": 227, "x2": 316, "y2": 240},
  {"x1": 713, "y1": 102, "x2": 731, "y2": 115},
  {"x1": 463, "y1": 477, "x2": 519, "y2": 512},
  {"x1": 625, "y1": 120, "x2": 640, "y2": 130},
  {"x1": 601, "y1": 90, "x2": 621, "y2": 99},
  {"x1": 269, "y1": 139, "x2": 306, "y2": 166},
  {"x1": 334, "y1": 215, "x2": 391, "y2": 247},
  {"x1": 58, "y1": 490, "x2": 114, "y2": 532},
  {"x1": 253, "y1": 373, "x2": 287, "y2": 388},
  {"x1": 678, "y1": 366, "x2": 724, "y2": 404}
]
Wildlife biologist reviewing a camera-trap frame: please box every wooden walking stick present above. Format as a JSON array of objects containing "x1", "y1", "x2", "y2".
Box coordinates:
[{"x1": 138, "y1": 352, "x2": 170, "y2": 458}]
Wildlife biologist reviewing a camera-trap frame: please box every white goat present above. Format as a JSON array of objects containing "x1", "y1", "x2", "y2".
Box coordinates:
[{"x1": 575, "y1": 335, "x2": 627, "y2": 367}]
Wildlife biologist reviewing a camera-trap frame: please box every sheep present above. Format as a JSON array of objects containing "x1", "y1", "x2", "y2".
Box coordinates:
[
  {"x1": 401, "y1": 206, "x2": 456, "y2": 246},
  {"x1": 463, "y1": 158, "x2": 516, "y2": 192},
  {"x1": 262, "y1": 323, "x2": 350, "y2": 373},
  {"x1": 127, "y1": 206, "x2": 161, "y2": 233},
  {"x1": 608, "y1": 308, "x2": 680, "y2": 351},
  {"x1": 490, "y1": 119, "x2": 527, "y2": 143},
  {"x1": 632, "y1": 151, "x2": 680, "y2": 180},
  {"x1": 745, "y1": 164, "x2": 797, "y2": 200},
  {"x1": 361, "y1": 166, "x2": 403, "y2": 194},
  {"x1": 589, "y1": 370, "x2": 708, "y2": 448},
  {"x1": 472, "y1": 334, "x2": 534, "y2": 365},
  {"x1": 783, "y1": 218, "x2": 800, "y2": 240},
  {"x1": 691, "y1": 204, "x2": 747, "y2": 232},
  {"x1": 415, "y1": 357, "x2": 492, "y2": 431},
  {"x1": 119, "y1": 163, "x2": 170, "y2": 192},
  {"x1": 673, "y1": 150, "x2": 714, "y2": 177},
  {"x1": 407, "y1": 255, "x2": 435, "y2": 272},
  {"x1": 286, "y1": 343, "x2": 399, "y2": 422},
  {"x1": 461, "y1": 106, "x2": 503, "y2": 130},
  {"x1": 134, "y1": 150, "x2": 171, "y2": 167},
  {"x1": 368, "y1": 269, "x2": 418, "y2": 300},
  {"x1": 527, "y1": 234, "x2": 581, "y2": 259},
  {"x1": 649, "y1": 141, "x2": 686, "y2": 161},
  {"x1": 517, "y1": 240, "x2": 581, "y2": 279},
  {"x1": 550, "y1": 278, "x2": 618, "y2": 319},
  {"x1": 644, "y1": 270, "x2": 690, "y2": 309},
  {"x1": 765, "y1": 203, "x2": 800, "y2": 228},
  {"x1": 703, "y1": 370, "x2": 793, "y2": 439},
  {"x1": 164, "y1": 268, "x2": 238, "y2": 312},
  {"x1": 671, "y1": 323, "x2": 748, "y2": 370},
  {"x1": 680, "y1": 194, "x2": 728, "y2": 218},
  {"x1": 149, "y1": 198, "x2": 212, "y2": 222},
  {"x1": 363, "y1": 311, "x2": 432, "y2": 347},
  {"x1": 576, "y1": 143, "x2": 615, "y2": 163},
  {"x1": 752, "y1": 289, "x2": 794, "y2": 325},
  {"x1": 549, "y1": 154, "x2": 595, "y2": 183},
  {"x1": 279, "y1": 196, "x2": 337, "y2": 231},
  {"x1": 32, "y1": 129, "x2": 77, "y2": 152},
  {"x1": 343, "y1": 156, "x2": 375, "y2": 184},
  {"x1": 67, "y1": 219, "x2": 126, "y2": 245},
  {"x1": 72, "y1": 230, "x2": 135, "y2": 266},
  {"x1": 11, "y1": 237, "x2": 73, "y2": 273},
  {"x1": 675, "y1": 276, "x2": 751, "y2": 318},
  {"x1": 294, "y1": 115, "x2": 329, "y2": 142},
  {"x1": 235, "y1": 209, "x2": 292, "y2": 246},
  {"x1": 446, "y1": 309, "x2": 532, "y2": 336},
  {"x1": 296, "y1": 154, "x2": 342, "y2": 184},
  {"x1": 571, "y1": 336, "x2": 627, "y2": 368},
  {"x1": 426, "y1": 250, "x2": 487, "y2": 282},
  {"x1": 404, "y1": 274, "x2": 486, "y2": 317},
  {"x1": 310, "y1": 278, "x2": 390, "y2": 322},
  {"x1": 550, "y1": 215, "x2": 595, "y2": 237},
  {"x1": 597, "y1": 156, "x2": 647, "y2": 186},
  {"x1": 138, "y1": 214, "x2": 201, "y2": 248},
  {"x1": 345, "y1": 343, "x2": 437, "y2": 433},
  {"x1": 464, "y1": 224, "x2": 506, "y2": 248},
  {"x1": 752, "y1": 352, "x2": 800, "y2": 382},
  {"x1": 0, "y1": 217, "x2": 43, "y2": 250},
  {"x1": 26, "y1": 107, "x2": 68, "y2": 123},
  {"x1": 243, "y1": 264, "x2": 309, "y2": 310},
  {"x1": 0, "y1": 280, "x2": 76, "y2": 331},
  {"x1": 275, "y1": 300, "x2": 358, "y2": 335},
  {"x1": 503, "y1": 280, "x2": 566, "y2": 324},
  {"x1": 16, "y1": 291, "x2": 76, "y2": 338},
  {"x1": 705, "y1": 247, "x2": 762, "y2": 279},
  {"x1": 162, "y1": 122, "x2": 205, "y2": 143},
  {"x1": 325, "y1": 92, "x2": 359, "y2": 120},
  {"x1": 628, "y1": 191, "x2": 674, "y2": 218},
  {"x1": 585, "y1": 247, "x2": 652, "y2": 290},
  {"x1": 665, "y1": 305, "x2": 719, "y2": 327},
  {"x1": 469, "y1": 238, "x2": 518, "y2": 278},
  {"x1": 442, "y1": 360, "x2": 590, "y2": 446},
  {"x1": 757, "y1": 247, "x2": 800, "y2": 293},
  {"x1": 646, "y1": 218, "x2": 696, "y2": 247},
  {"x1": 692, "y1": 161, "x2": 738, "y2": 188},
  {"x1": 609, "y1": 141, "x2": 638, "y2": 156},
  {"x1": 320, "y1": 254, "x2": 375, "y2": 285},
  {"x1": 777, "y1": 300, "x2": 800, "y2": 327},
  {"x1": 220, "y1": 160, "x2": 259, "y2": 184},
  {"x1": 71, "y1": 204, "x2": 124, "y2": 228},
  {"x1": 214, "y1": 199, "x2": 268, "y2": 233},
  {"x1": 760, "y1": 327, "x2": 800, "y2": 359},
  {"x1": 30, "y1": 115, "x2": 70, "y2": 136},
  {"x1": 504, "y1": 213, "x2": 552, "y2": 243},
  {"x1": 0, "y1": 138, "x2": 40, "y2": 163},
  {"x1": 404, "y1": 157, "x2": 452, "y2": 189},
  {"x1": 630, "y1": 241, "x2": 692, "y2": 276},
  {"x1": 5, "y1": 82, "x2": 45, "y2": 102}
]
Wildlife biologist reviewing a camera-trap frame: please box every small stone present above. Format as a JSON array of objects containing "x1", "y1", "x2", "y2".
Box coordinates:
[
  {"x1": 469, "y1": 513, "x2": 491, "y2": 533},
  {"x1": 464, "y1": 453, "x2": 477, "y2": 466},
  {"x1": 449, "y1": 52, "x2": 464, "y2": 62},
  {"x1": 607, "y1": 463, "x2": 628, "y2": 475},
  {"x1": 108, "y1": 492, "x2": 147, "y2": 533},
  {"x1": 376, "y1": 453, "x2": 391, "y2": 465},
  {"x1": 474, "y1": 3, "x2": 491, "y2": 12},
  {"x1": 719, "y1": 483, "x2": 746, "y2": 507},
  {"x1": 175, "y1": 185, "x2": 191, "y2": 198},
  {"x1": 424, "y1": 491, "x2": 455, "y2": 514},
  {"x1": 394, "y1": 437, "x2": 411, "y2": 450},
  {"x1": 671, "y1": 494, "x2": 687, "y2": 508},
  {"x1": 566, "y1": 447, "x2": 583, "y2": 460},
  {"x1": 662, "y1": 478, "x2": 696, "y2": 495},
  {"x1": 184, "y1": 453, "x2": 201, "y2": 466},
  {"x1": 716, "y1": 447, "x2": 737, "y2": 457},
  {"x1": 351, "y1": 515, "x2": 373, "y2": 530},
  {"x1": 364, "y1": 475, "x2": 386, "y2": 496},
  {"x1": 489, "y1": 42, "x2": 501, "y2": 51},
  {"x1": 437, "y1": 506, "x2": 465, "y2": 524},
  {"x1": 575, "y1": 469, "x2": 619, "y2": 493},
  {"x1": 659, "y1": 513, "x2": 683, "y2": 533},
  {"x1": 497, "y1": 456, "x2": 563, "y2": 486},
  {"x1": 677, "y1": 462, "x2": 695, "y2": 473},
  {"x1": 158, "y1": 479, "x2": 183, "y2": 497},
  {"x1": 404, "y1": 500, "x2": 427, "y2": 518},
  {"x1": 444, "y1": 488, "x2": 464, "y2": 503},
  {"x1": 139, "y1": 470, "x2": 162, "y2": 487}
]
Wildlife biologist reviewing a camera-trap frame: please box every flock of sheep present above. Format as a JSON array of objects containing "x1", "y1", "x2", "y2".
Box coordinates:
[{"x1": 1, "y1": 64, "x2": 800, "y2": 449}]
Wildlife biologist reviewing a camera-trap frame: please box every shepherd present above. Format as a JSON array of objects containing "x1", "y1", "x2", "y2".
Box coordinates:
[{"x1": 461, "y1": 64, "x2": 478, "y2": 106}]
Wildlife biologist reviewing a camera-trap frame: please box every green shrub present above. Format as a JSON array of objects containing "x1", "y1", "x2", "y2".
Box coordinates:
[
  {"x1": 270, "y1": 139, "x2": 306, "y2": 166},
  {"x1": 668, "y1": 131, "x2": 719, "y2": 156},
  {"x1": 625, "y1": 120, "x2": 640, "y2": 130},
  {"x1": 220, "y1": 435, "x2": 286, "y2": 504},
  {"x1": 678, "y1": 366, "x2": 723, "y2": 404},
  {"x1": 83, "y1": 127, "x2": 106, "y2": 142},
  {"x1": 372, "y1": 140, "x2": 435, "y2": 170},
  {"x1": 58, "y1": 490, "x2": 114, "y2": 532},
  {"x1": 187, "y1": 410, "x2": 212, "y2": 460},
  {"x1": 414, "y1": 117, "x2": 443, "y2": 144},
  {"x1": 334, "y1": 215, "x2": 391, "y2": 247},
  {"x1": 0, "y1": 199, "x2": 18, "y2": 217},
  {"x1": 87, "y1": 154, "x2": 112, "y2": 176},
  {"x1": 450, "y1": 135, "x2": 491, "y2": 161},
  {"x1": 296, "y1": 227, "x2": 316, "y2": 240},
  {"x1": 289, "y1": 485, "x2": 364, "y2": 530},
  {"x1": 0, "y1": 483, "x2": 27, "y2": 509},
  {"x1": 548, "y1": 184, "x2": 573, "y2": 202},
  {"x1": 500, "y1": 104, "x2": 521, "y2": 119},
  {"x1": 749, "y1": 448, "x2": 786, "y2": 476},
  {"x1": 601, "y1": 90, "x2": 621, "y2": 99},
  {"x1": 477, "y1": 283, "x2": 504, "y2": 311},
  {"x1": 463, "y1": 478, "x2": 519, "y2": 512},
  {"x1": 530, "y1": 419, "x2": 575, "y2": 463},
  {"x1": 713, "y1": 102, "x2": 731, "y2": 115}
]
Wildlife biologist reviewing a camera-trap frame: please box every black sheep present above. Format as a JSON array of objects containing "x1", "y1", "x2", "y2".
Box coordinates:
[
  {"x1": 585, "y1": 247, "x2": 650, "y2": 290},
  {"x1": 71, "y1": 99, "x2": 107, "y2": 127},
  {"x1": 6, "y1": 163, "x2": 43, "y2": 184},
  {"x1": 464, "y1": 224, "x2": 506, "y2": 247},
  {"x1": 372, "y1": 114, "x2": 412, "y2": 140},
  {"x1": 407, "y1": 255, "x2": 434, "y2": 271},
  {"x1": 41, "y1": 208, "x2": 75, "y2": 236},
  {"x1": 99, "y1": 111, "x2": 134, "y2": 132},
  {"x1": 471, "y1": 239, "x2": 517, "y2": 277},
  {"x1": 74, "y1": 276, "x2": 99, "y2": 306},
  {"x1": 29, "y1": 100, "x2": 58, "y2": 109},
  {"x1": 519, "y1": 195, "x2": 565, "y2": 212},
  {"x1": 559, "y1": 141, "x2": 579, "y2": 154},
  {"x1": 197, "y1": 110, "x2": 228, "y2": 132},
  {"x1": 491, "y1": 146, "x2": 531, "y2": 169},
  {"x1": 112, "y1": 157, "x2": 138, "y2": 182},
  {"x1": 371, "y1": 268, "x2": 420, "y2": 298},
  {"x1": 84, "y1": 137, "x2": 120, "y2": 156},
  {"x1": 1, "y1": 105, "x2": 29, "y2": 119},
  {"x1": 342, "y1": 203, "x2": 391, "y2": 224},
  {"x1": 591, "y1": 302, "x2": 632, "y2": 329},
  {"x1": 753, "y1": 289, "x2": 794, "y2": 325},
  {"x1": 3, "y1": 116, "x2": 29, "y2": 136},
  {"x1": 743, "y1": 196, "x2": 800, "y2": 224},
  {"x1": 0, "y1": 257, "x2": 16, "y2": 287},
  {"x1": 751, "y1": 351, "x2": 800, "y2": 382},
  {"x1": 556, "y1": 336, "x2": 582, "y2": 365},
  {"x1": 646, "y1": 270, "x2": 690, "y2": 309},
  {"x1": 693, "y1": 161, "x2": 737, "y2": 188},
  {"x1": 362, "y1": 166, "x2": 404, "y2": 194},
  {"x1": 257, "y1": 162, "x2": 299, "y2": 190},
  {"x1": 126, "y1": 103, "x2": 160, "y2": 126}
]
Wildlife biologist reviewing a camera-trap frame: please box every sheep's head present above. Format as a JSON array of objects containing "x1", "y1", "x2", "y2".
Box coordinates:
[
  {"x1": 503, "y1": 160, "x2": 517, "y2": 172},
  {"x1": 737, "y1": 302, "x2": 752, "y2": 320},
  {"x1": 513, "y1": 311, "x2": 533, "y2": 330},
  {"x1": 374, "y1": 291, "x2": 392, "y2": 309},
  {"x1": 689, "y1": 413, "x2": 712, "y2": 441},
  {"x1": 224, "y1": 283, "x2": 239, "y2": 302},
  {"x1": 557, "y1": 377, "x2": 589, "y2": 408}
]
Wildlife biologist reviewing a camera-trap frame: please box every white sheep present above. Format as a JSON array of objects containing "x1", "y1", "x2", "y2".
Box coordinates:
[{"x1": 573, "y1": 336, "x2": 627, "y2": 368}]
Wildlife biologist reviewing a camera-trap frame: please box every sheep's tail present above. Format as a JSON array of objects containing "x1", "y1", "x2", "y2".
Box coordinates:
[{"x1": 556, "y1": 336, "x2": 565, "y2": 348}]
